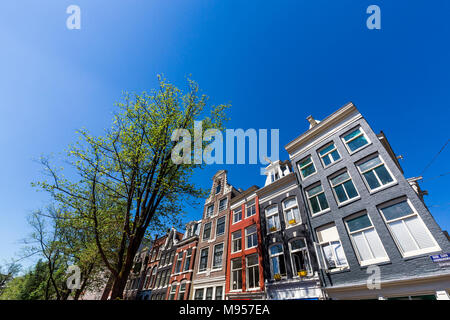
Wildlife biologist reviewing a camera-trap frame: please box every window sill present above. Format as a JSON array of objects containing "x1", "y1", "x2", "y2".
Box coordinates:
[
  {"x1": 211, "y1": 267, "x2": 223, "y2": 272},
  {"x1": 359, "y1": 258, "x2": 390, "y2": 267},
  {"x1": 300, "y1": 171, "x2": 317, "y2": 182},
  {"x1": 346, "y1": 142, "x2": 372, "y2": 156},
  {"x1": 401, "y1": 247, "x2": 442, "y2": 260},
  {"x1": 337, "y1": 196, "x2": 361, "y2": 208},
  {"x1": 326, "y1": 266, "x2": 350, "y2": 274},
  {"x1": 367, "y1": 181, "x2": 398, "y2": 195},
  {"x1": 311, "y1": 208, "x2": 331, "y2": 218},
  {"x1": 321, "y1": 157, "x2": 343, "y2": 170}
]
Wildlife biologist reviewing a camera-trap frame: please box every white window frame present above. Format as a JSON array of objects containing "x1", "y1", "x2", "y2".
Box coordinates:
[
  {"x1": 246, "y1": 254, "x2": 260, "y2": 290},
  {"x1": 283, "y1": 197, "x2": 301, "y2": 227},
  {"x1": 178, "y1": 281, "x2": 186, "y2": 300},
  {"x1": 218, "y1": 198, "x2": 228, "y2": 212},
  {"x1": 230, "y1": 258, "x2": 243, "y2": 291},
  {"x1": 233, "y1": 208, "x2": 242, "y2": 224},
  {"x1": 297, "y1": 155, "x2": 317, "y2": 180},
  {"x1": 231, "y1": 230, "x2": 242, "y2": 253},
  {"x1": 329, "y1": 170, "x2": 360, "y2": 206},
  {"x1": 245, "y1": 224, "x2": 258, "y2": 249},
  {"x1": 183, "y1": 248, "x2": 192, "y2": 272},
  {"x1": 206, "y1": 204, "x2": 214, "y2": 218},
  {"x1": 175, "y1": 252, "x2": 183, "y2": 273},
  {"x1": 357, "y1": 154, "x2": 397, "y2": 193},
  {"x1": 344, "y1": 213, "x2": 390, "y2": 266},
  {"x1": 288, "y1": 238, "x2": 313, "y2": 277},
  {"x1": 341, "y1": 126, "x2": 371, "y2": 154},
  {"x1": 268, "y1": 243, "x2": 286, "y2": 279},
  {"x1": 169, "y1": 282, "x2": 177, "y2": 300},
  {"x1": 379, "y1": 199, "x2": 441, "y2": 258},
  {"x1": 246, "y1": 200, "x2": 256, "y2": 218},
  {"x1": 216, "y1": 216, "x2": 226, "y2": 237},
  {"x1": 214, "y1": 286, "x2": 224, "y2": 300},
  {"x1": 316, "y1": 224, "x2": 349, "y2": 272},
  {"x1": 212, "y1": 242, "x2": 224, "y2": 270},
  {"x1": 265, "y1": 205, "x2": 281, "y2": 233},
  {"x1": 198, "y1": 247, "x2": 209, "y2": 273},
  {"x1": 202, "y1": 222, "x2": 212, "y2": 241},
  {"x1": 318, "y1": 142, "x2": 341, "y2": 168},
  {"x1": 305, "y1": 184, "x2": 330, "y2": 216}
]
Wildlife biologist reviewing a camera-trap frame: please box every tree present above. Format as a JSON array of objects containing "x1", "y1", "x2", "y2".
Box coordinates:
[
  {"x1": 34, "y1": 76, "x2": 229, "y2": 299},
  {"x1": 0, "y1": 261, "x2": 20, "y2": 296}
]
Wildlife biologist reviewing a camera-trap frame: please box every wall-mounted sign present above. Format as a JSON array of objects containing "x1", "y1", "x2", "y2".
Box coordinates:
[{"x1": 430, "y1": 253, "x2": 450, "y2": 263}]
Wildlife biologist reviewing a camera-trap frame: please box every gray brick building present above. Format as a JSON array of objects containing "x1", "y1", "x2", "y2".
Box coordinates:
[{"x1": 285, "y1": 102, "x2": 450, "y2": 300}]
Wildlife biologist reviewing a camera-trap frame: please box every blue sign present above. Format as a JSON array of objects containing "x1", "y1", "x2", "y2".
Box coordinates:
[{"x1": 430, "y1": 253, "x2": 450, "y2": 262}]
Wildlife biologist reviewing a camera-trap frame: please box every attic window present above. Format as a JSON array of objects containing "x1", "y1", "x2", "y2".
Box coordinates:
[{"x1": 216, "y1": 182, "x2": 221, "y2": 194}]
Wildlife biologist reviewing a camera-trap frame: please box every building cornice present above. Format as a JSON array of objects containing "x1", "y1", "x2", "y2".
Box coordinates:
[{"x1": 256, "y1": 172, "x2": 297, "y2": 198}]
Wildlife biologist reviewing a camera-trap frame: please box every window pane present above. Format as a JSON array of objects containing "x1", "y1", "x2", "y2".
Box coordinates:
[
  {"x1": 330, "y1": 150, "x2": 340, "y2": 161},
  {"x1": 307, "y1": 185, "x2": 323, "y2": 197},
  {"x1": 347, "y1": 135, "x2": 368, "y2": 151},
  {"x1": 322, "y1": 244, "x2": 336, "y2": 269},
  {"x1": 318, "y1": 193, "x2": 329, "y2": 210},
  {"x1": 319, "y1": 143, "x2": 335, "y2": 155},
  {"x1": 299, "y1": 157, "x2": 312, "y2": 167},
  {"x1": 301, "y1": 164, "x2": 316, "y2": 177},
  {"x1": 343, "y1": 128, "x2": 362, "y2": 141},
  {"x1": 279, "y1": 255, "x2": 286, "y2": 275},
  {"x1": 205, "y1": 287, "x2": 213, "y2": 300},
  {"x1": 389, "y1": 220, "x2": 417, "y2": 253},
  {"x1": 270, "y1": 244, "x2": 282, "y2": 255},
  {"x1": 343, "y1": 180, "x2": 358, "y2": 199},
  {"x1": 334, "y1": 184, "x2": 348, "y2": 202},
  {"x1": 333, "y1": 241, "x2": 348, "y2": 266},
  {"x1": 374, "y1": 165, "x2": 394, "y2": 185},
  {"x1": 291, "y1": 238, "x2": 306, "y2": 250},
  {"x1": 283, "y1": 198, "x2": 297, "y2": 208},
  {"x1": 352, "y1": 232, "x2": 372, "y2": 261},
  {"x1": 404, "y1": 216, "x2": 435, "y2": 249},
  {"x1": 331, "y1": 172, "x2": 350, "y2": 186},
  {"x1": 266, "y1": 206, "x2": 278, "y2": 215},
  {"x1": 365, "y1": 228, "x2": 388, "y2": 259},
  {"x1": 364, "y1": 171, "x2": 380, "y2": 189},
  {"x1": 292, "y1": 250, "x2": 310, "y2": 274},
  {"x1": 359, "y1": 157, "x2": 382, "y2": 172},
  {"x1": 309, "y1": 196, "x2": 321, "y2": 213},
  {"x1": 322, "y1": 154, "x2": 331, "y2": 166},
  {"x1": 382, "y1": 201, "x2": 413, "y2": 221},
  {"x1": 347, "y1": 214, "x2": 372, "y2": 232},
  {"x1": 215, "y1": 287, "x2": 223, "y2": 300}
]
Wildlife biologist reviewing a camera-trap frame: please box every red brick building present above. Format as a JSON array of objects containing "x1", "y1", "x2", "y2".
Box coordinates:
[
  {"x1": 225, "y1": 186, "x2": 265, "y2": 300},
  {"x1": 166, "y1": 220, "x2": 202, "y2": 300}
]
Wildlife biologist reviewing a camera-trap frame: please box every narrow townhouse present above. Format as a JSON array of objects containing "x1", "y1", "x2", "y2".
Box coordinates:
[
  {"x1": 149, "y1": 228, "x2": 183, "y2": 300},
  {"x1": 285, "y1": 102, "x2": 450, "y2": 300},
  {"x1": 257, "y1": 160, "x2": 323, "y2": 300},
  {"x1": 167, "y1": 220, "x2": 202, "y2": 300},
  {"x1": 124, "y1": 242, "x2": 152, "y2": 300},
  {"x1": 190, "y1": 170, "x2": 241, "y2": 300},
  {"x1": 225, "y1": 186, "x2": 265, "y2": 300}
]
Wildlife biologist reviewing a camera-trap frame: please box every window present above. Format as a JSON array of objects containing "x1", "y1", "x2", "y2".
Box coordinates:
[
  {"x1": 216, "y1": 216, "x2": 226, "y2": 236},
  {"x1": 316, "y1": 224, "x2": 348, "y2": 270},
  {"x1": 160, "y1": 253, "x2": 166, "y2": 266},
  {"x1": 342, "y1": 127, "x2": 369, "y2": 153},
  {"x1": 178, "y1": 281, "x2": 186, "y2": 300},
  {"x1": 330, "y1": 171, "x2": 359, "y2": 204},
  {"x1": 212, "y1": 243, "x2": 224, "y2": 269},
  {"x1": 216, "y1": 182, "x2": 221, "y2": 194},
  {"x1": 194, "y1": 288, "x2": 204, "y2": 300},
  {"x1": 155, "y1": 272, "x2": 162, "y2": 288},
  {"x1": 205, "y1": 287, "x2": 213, "y2": 300},
  {"x1": 203, "y1": 222, "x2": 212, "y2": 240},
  {"x1": 306, "y1": 184, "x2": 329, "y2": 215},
  {"x1": 379, "y1": 200, "x2": 440, "y2": 257},
  {"x1": 231, "y1": 258, "x2": 243, "y2": 290},
  {"x1": 269, "y1": 244, "x2": 286, "y2": 279},
  {"x1": 231, "y1": 231, "x2": 242, "y2": 253},
  {"x1": 233, "y1": 209, "x2": 242, "y2": 223},
  {"x1": 345, "y1": 213, "x2": 389, "y2": 266},
  {"x1": 215, "y1": 286, "x2": 223, "y2": 300},
  {"x1": 246, "y1": 254, "x2": 260, "y2": 289},
  {"x1": 246, "y1": 200, "x2": 256, "y2": 218},
  {"x1": 175, "y1": 252, "x2": 183, "y2": 273},
  {"x1": 169, "y1": 283, "x2": 177, "y2": 300},
  {"x1": 169, "y1": 250, "x2": 175, "y2": 265},
  {"x1": 219, "y1": 198, "x2": 228, "y2": 212},
  {"x1": 358, "y1": 155, "x2": 395, "y2": 191},
  {"x1": 283, "y1": 198, "x2": 301, "y2": 226},
  {"x1": 265, "y1": 205, "x2": 280, "y2": 233},
  {"x1": 206, "y1": 204, "x2": 214, "y2": 217},
  {"x1": 298, "y1": 156, "x2": 316, "y2": 179},
  {"x1": 246, "y1": 225, "x2": 258, "y2": 249},
  {"x1": 183, "y1": 248, "x2": 192, "y2": 272},
  {"x1": 199, "y1": 248, "x2": 209, "y2": 272},
  {"x1": 318, "y1": 142, "x2": 341, "y2": 167},
  {"x1": 150, "y1": 267, "x2": 157, "y2": 288},
  {"x1": 289, "y1": 238, "x2": 312, "y2": 276}
]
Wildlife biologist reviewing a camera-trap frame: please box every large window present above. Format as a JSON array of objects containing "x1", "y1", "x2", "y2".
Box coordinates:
[
  {"x1": 246, "y1": 225, "x2": 258, "y2": 249},
  {"x1": 212, "y1": 243, "x2": 224, "y2": 269},
  {"x1": 150, "y1": 267, "x2": 157, "y2": 288},
  {"x1": 169, "y1": 250, "x2": 175, "y2": 265},
  {"x1": 203, "y1": 222, "x2": 212, "y2": 240},
  {"x1": 316, "y1": 224, "x2": 348, "y2": 271},
  {"x1": 318, "y1": 142, "x2": 341, "y2": 167},
  {"x1": 178, "y1": 281, "x2": 186, "y2": 300},
  {"x1": 269, "y1": 244, "x2": 286, "y2": 279},
  {"x1": 233, "y1": 208, "x2": 242, "y2": 224},
  {"x1": 298, "y1": 156, "x2": 316, "y2": 179},
  {"x1": 330, "y1": 171, "x2": 359, "y2": 205},
  {"x1": 342, "y1": 127, "x2": 370, "y2": 153},
  {"x1": 283, "y1": 198, "x2": 301, "y2": 226},
  {"x1": 379, "y1": 200, "x2": 440, "y2": 257},
  {"x1": 169, "y1": 283, "x2": 177, "y2": 300},
  {"x1": 183, "y1": 248, "x2": 192, "y2": 272},
  {"x1": 216, "y1": 216, "x2": 226, "y2": 236},
  {"x1": 205, "y1": 287, "x2": 214, "y2": 300},
  {"x1": 246, "y1": 200, "x2": 256, "y2": 218},
  {"x1": 358, "y1": 155, "x2": 395, "y2": 191},
  {"x1": 246, "y1": 254, "x2": 260, "y2": 289},
  {"x1": 265, "y1": 205, "x2": 280, "y2": 233},
  {"x1": 215, "y1": 286, "x2": 223, "y2": 300},
  {"x1": 289, "y1": 238, "x2": 312, "y2": 276},
  {"x1": 155, "y1": 271, "x2": 162, "y2": 288},
  {"x1": 194, "y1": 288, "x2": 204, "y2": 300},
  {"x1": 219, "y1": 198, "x2": 228, "y2": 212},
  {"x1": 231, "y1": 258, "x2": 242, "y2": 290},
  {"x1": 199, "y1": 248, "x2": 209, "y2": 272},
  {"x1": 345, "y1": 214, "x2": 389, "y2": 266},
  {"x1": 206, "y1": 204, "x2": 214, "y2": 217},
  {"x1": 231, "y1": 231, "x2": 242, "y2": 253},
  {"x1": 175, "y1": 252, "x2": 183, "y2": 273},
  {"x1": 306, "y1": 184, "x2": 329, "y2": 215}
]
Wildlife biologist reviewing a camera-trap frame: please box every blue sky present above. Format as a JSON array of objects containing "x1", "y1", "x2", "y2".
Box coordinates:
[{"x1": 0, "y1": 0, "x2": 449, "y2": 268}]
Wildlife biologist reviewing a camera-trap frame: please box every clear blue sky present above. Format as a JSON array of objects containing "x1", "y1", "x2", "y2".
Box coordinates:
[{"x1": 0, "y1": 1, "x2": 449, "y2": 268}]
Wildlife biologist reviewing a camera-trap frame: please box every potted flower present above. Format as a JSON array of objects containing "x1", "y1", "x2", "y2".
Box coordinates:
[
  {"x1": 297, "y1": 270, "x2": 308, "y2": 277},
  {"x1": 269, "y1": 226, "x2": 278, "y2": 232},
  {"x1": 288, "y1": 219, "x2": 296, "y2": 225}
]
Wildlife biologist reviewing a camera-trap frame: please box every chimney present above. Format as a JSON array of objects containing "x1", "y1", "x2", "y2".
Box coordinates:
[{"x1": 307, "y1": 115, "x2": 319, "y2": 129}]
